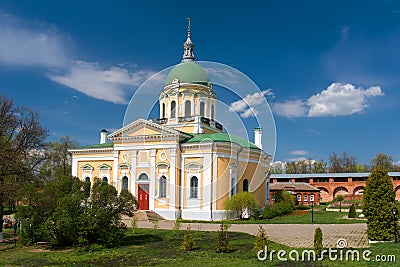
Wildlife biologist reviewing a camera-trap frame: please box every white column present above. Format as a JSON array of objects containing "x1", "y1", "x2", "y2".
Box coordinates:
[
  {"x1": 149, "y1": 149, "x2": 156, "y2": 210},
  {"x1": 131, "y1": 149, "x2": 137, "y2": 196}
]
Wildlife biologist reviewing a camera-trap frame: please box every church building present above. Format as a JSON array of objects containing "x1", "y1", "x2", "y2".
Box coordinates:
[{"x1": 69, "y1": 23, "x2": 272, "y2": 220}]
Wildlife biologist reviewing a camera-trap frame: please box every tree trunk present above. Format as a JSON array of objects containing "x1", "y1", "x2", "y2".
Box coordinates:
[{"x1": 0, "y1": 201, "x2": 4, "y2": 242}]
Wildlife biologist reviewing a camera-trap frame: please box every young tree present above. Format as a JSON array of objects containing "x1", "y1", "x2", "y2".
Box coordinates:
[
  {"x1": 0, "y1": 95, "x2": 47, "y2": 242},
  {"x1": 253, "y1": 225, "x2": 269, "y2": 255},
  {"x1": 44, "y1": 136, "x2": 79, "y2": 177},
  {"x1": 224, "y1": 192, "x2": 258, "y2": 220},
  {"x1": 363, "y1": 168, "x2": 397, "y2": 241},
  {"x1": 182, "y1": 225, "x2": 195, "y2": 251}
]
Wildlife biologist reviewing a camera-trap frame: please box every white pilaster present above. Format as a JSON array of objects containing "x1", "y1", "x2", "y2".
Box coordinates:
[
  {"x1": 113, "y1": 151, "x2": 119, "y2": 189},
  {"x1": 149, "y1": 149, "x2": 156, "y2": 210},
  {"x1": 203, "y1": 152, "x2": 212, "y2": 210},
  {"x1": 131, "y1": 149, "x2": 137, "y2": 196},
  {"x1": 169, "y1": 148, "x2": 177, "y2": 209},
  {"x1": 72, "y1": 158, "x2": 78, "y2": 177}
]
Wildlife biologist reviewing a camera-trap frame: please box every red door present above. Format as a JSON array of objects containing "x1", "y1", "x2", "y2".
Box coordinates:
[{"x1": 138, "y1": 184, "x2": 149, "y2": 210}]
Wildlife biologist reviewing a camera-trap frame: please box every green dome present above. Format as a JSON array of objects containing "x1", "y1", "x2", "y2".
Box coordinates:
[{"x1": 165, "y1": 61, "x2": 211, "y2": 86}]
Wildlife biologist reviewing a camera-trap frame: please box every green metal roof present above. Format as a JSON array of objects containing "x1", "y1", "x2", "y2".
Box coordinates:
[
  {"x1": 183, "y1": 133, "x2": 260, "y2": 150},
  {"x1": 80, "y1": 142, "x2": 114, "y2": 149},
  {"x1": 165, "y1": 61, "x2": 211, "y2": 86}
]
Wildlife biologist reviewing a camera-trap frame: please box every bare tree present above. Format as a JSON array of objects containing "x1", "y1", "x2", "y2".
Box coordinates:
[{"x1": 0, "y1": 95, "x2": 47, "y2": 242}]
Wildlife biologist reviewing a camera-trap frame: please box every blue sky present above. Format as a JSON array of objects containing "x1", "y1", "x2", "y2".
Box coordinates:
[{"x1": 1, "y1": 0, "x2": 400, "y2": 165}]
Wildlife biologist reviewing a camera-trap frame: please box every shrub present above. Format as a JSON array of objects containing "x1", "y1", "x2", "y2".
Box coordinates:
[
  {"x1": 363, "y1": 168, "x2": 398, "y2": 241},
  {"x1": 253, "y1": 225, "x2": 269, "y2": 254},
  {"x1": 224, "y1": 192, "x2": 258, "y2": 219},
  {"x1": 182, "y1": 225, "x2": 195, "y2": 251},
  {"x1": 314, "y1": 227, "x2": 323, "y2": 257},
  {"x1": 215, "y1": 221, "x2": 230, "y2": 253},
  {"x1": 263, "y1": 201, "x2": 295, "y2": 219},
  {"x1": 173, "y1": 218, "x2": 182, "y2": 232},
  {"x1": 296, "y1": 204, "x2": 311, "y2": 210},
  {"x1": 348, "y1": 204, "x2": 356, "y2": 218}
]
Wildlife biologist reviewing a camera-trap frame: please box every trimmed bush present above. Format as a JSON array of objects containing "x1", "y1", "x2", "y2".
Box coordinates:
[
  {"x1": 314, "y1": 227, "x2": 323, "y2": 257},
  {"x1": 363, "y1": 168, "x2": 398, "y2": 241},
  {"x1": 263, "y1": 201, "x2": 295, "y2": 219},
  {"x1": 348, "y1": 204, "x2": 356, "y2": 218}
]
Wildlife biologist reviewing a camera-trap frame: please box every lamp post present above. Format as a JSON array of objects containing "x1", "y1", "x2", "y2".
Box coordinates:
[
  {"x1": 311, "y1": 200, "x2": 315, "y2": 223},
  {"x1": 392, "y1": 208, "x2": 398, "y2": 243}
]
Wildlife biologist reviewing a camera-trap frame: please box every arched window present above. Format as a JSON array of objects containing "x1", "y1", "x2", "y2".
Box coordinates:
[
  {"x1": 170, "y1": 101, "x2": 176, "y2": 118},
  {"x1": 200, "y1": 101, "x2": 205, "y2": 116},
  {"x1": 159, "y1": 176, "x2": 167, "y2": 198},
  {"x1": 211, "y1": 104, "x2": 215, "y2": 119},
  {"x1": 162, "y1": 103, "x2": 166, "y2": 118},
  {"x1": 185, "y1": 100, "x2": 191, "y2": 117},
  {"x1": 138, "y1": 173, "x2": 148, "y2": 180},
  {"x1": 85, "y1": 177, "x2": 90, "y2": 183},
  {"x1": 122, "y1": 176, "x2": 129, "y2": 190},
  {"x1": 190, "y1": 176, "x2": 198, "y2": 198},
  {"x1": 102, "y1": 177, "x2": 108, "y2": 184},
  {"x1": 243, "y1": 179, "x2": 249, "y2": 192}
]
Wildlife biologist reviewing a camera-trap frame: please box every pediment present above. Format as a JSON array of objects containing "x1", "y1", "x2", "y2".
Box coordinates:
[{"x1": 108, "y1": 118, "x2": 192, "y2": 140}]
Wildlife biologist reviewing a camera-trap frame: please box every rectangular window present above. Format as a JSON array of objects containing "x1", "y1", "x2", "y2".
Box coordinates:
[
  {"x1": 304, "y1": 195, "x2": 308, "y2": 202},
  {"x1": 310, "y1": 194, "x2": 315, "y2": 202},
  {"x1": 297, "y1": 194, "x2": 301, "y2": 202}
]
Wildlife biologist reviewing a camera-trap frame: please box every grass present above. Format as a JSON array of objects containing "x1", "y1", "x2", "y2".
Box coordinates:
[{"x1": 1, "y1": 227, "x2": 399, "y2": 267}]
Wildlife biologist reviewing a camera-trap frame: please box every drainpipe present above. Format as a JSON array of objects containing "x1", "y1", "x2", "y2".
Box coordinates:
[{"x1": 210, "y1": 141, "x2": 215, "y2": 221}]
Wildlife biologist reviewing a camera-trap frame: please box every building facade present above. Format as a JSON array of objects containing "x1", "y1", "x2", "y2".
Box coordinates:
[
  {"x1": 270, "y1": 172, "x2": 400, "y2": 202},
  {"x1": 69, "y1": 25, "x2": 271, "y2": 220}
]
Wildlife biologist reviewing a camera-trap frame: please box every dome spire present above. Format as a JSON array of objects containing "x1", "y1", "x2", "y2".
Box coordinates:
[{"x1": 182, "y1": 18, "x2": 195, "y2": 62}]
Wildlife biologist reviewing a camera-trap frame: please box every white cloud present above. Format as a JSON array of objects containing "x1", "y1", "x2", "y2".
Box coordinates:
[
  {"x1": 0, "y1": 12, "x2": 69, "y2": 67},
  {"x1": 287, "y1": 157, "x2": 308, "y2": 162},
  {"x1": 291, "y1": 150, "x2": 308, "y2": 156},
  {"x1": 49, "y1": 61, "x2": 154, "y2": 104},
  {"x1": 229, "y1": 89, "x2": 274, "y2": 118},
  {"x1": 272, "y1": 100, "x2": 307, "y2": 118},
  {"x1": 273, "y1": 83, "x2": 384, "y2": 118},
  {"x1": 307, "y1": 83, "x2": 384, "y2": 117}
]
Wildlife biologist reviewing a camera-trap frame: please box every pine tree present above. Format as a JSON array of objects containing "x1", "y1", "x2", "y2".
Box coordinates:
[
  {"x1": 215, "y1": 222, "x2": 230, "y2": 253},
  {"x1": 363, "y1": 168, "x2": 397, "y2": 241},
  {"x1": 253, "y1": 225, "x2": 269, "y2": 254}
]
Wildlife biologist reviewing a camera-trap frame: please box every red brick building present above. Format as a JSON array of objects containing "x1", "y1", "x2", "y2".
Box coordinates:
[
  {"x1": 269, "y1": 182, "x2": 320, "y2": 205},
  {"x1": 270, "y1": 172, "x2": 400, "y2": 202}
]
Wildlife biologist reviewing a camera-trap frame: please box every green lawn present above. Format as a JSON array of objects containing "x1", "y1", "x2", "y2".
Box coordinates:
[{"x1": 1, "y1": 227, "x2": 398, "y2": 267}]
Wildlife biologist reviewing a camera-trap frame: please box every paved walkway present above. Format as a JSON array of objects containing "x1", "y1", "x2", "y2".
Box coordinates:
[{"x1": 129, "y1": 220, "x2": 368, "y2": 248}]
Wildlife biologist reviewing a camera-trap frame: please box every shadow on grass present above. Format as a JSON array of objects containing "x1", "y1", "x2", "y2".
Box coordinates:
[{"x1": 121, "y1": 233, "x2": 163, "y2": 246}]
